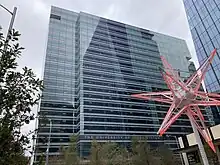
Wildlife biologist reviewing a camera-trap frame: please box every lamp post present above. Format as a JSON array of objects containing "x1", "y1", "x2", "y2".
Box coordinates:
[
  {"x1": 0, "y1": 4, "x2": 17, "y2": 48},
  {"x1": 45, "y1": 119, "x2": 52, "y2": 165}
]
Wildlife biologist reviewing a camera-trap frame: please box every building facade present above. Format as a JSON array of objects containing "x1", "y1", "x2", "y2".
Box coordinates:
[
  {"x1": 34, "y1": 6, "x2": 212, "y2": 161},
  {"x1": 183, "y1": 0, "x2": 220, "y2": 92},
  {"x1": 183, "y1": 0, "x2": 220, "y2": 124}
]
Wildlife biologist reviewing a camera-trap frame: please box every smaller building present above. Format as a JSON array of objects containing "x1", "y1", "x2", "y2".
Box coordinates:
[{"x1": 176, "y1": 124, "x2": 220, "y2": 165}]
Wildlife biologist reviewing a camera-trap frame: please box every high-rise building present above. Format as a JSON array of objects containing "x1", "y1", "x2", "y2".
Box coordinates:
[
  {"x1": 183, "y1": 0, "x2": 220, "y2": 92},
  {"x1": 183, "y1": 0, "x2": 220, "y2": 123},
  {"x1": 34, "y1": 6, "x2": 212, "y2": 161}
]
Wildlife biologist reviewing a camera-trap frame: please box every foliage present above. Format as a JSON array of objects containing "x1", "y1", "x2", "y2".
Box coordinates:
[
  {"x1": 89, "y1": 140, "x2": 102, "y2": 165},
  {"x1": 98, "y1": 142, "x2": 119, "y2": 164},
  {"x1": 38, "y1": 135, "x2": 179, "y2": 165},
  {"x1": 157, "y1": 144, "x2": 177, "y2": 165},
  {"x1": 131, "y1": 137, "x2": 158, "y2": 165},
  {"x1": 89, "y1": 140, "x2": 129, "y2": 165},
  {"x1": 88, "y1": 137, "x2": 177, "y2": 165},
  {"x1": 48, "y1": 155, "x2": 62, "y2": 165},
  {"x1": 36, "y1": 153, "x2": 45, "y2": 165},
  {"x1": 48, "y1": 135, "x2": 80, "y2": 165},
  {"x1": 63, "y1": 135, "x2": 80, "y2": 165},
  {"x1": 0, "y1": 29, "x2": 43, "y2": 164}
]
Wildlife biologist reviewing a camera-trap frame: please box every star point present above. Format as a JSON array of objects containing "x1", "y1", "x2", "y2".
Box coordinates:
[{"x1": 132, "y1": 49, "x2": 220, "y2": 152}]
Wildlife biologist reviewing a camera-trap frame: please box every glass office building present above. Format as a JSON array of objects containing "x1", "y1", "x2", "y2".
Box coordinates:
[
  {"x1": 34, "y1": 6, "x2": 212, "y2": 161},
  {"x1": 183, "y1": 0, "x2": 220, "y2": 123},
  {"x1": 183, "y1": 0, "x2": 220, "y2": 92}
]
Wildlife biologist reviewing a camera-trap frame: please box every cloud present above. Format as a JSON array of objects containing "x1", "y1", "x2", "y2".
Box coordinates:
[
  {"x1": 33, "y1": 0, "x2": 48, "y2": 15},
  {"x1": 103, "y1": 3, "x2": 119, "y2": 18}
]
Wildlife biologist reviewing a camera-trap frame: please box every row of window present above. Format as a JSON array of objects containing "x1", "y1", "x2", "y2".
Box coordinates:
[
  {"x1": 83, "y1": 59, "x2": 160, "y2": 74},
  {"x1": 83, "y1": 74, "x2": 164, "y2": 87},
  {"x1": 83, "y1": 65, "x2": 161, "y2": 79},
  {"x1": 83, "y1": 101, "x2": 164, "y2": 110},
  {"x1": 39, "y1": 128, "x2": 74, "y2": 133},
  {"x1": 84, "y1": 110, "x2": 154, "y2": 117},
  {"x1": 89, "y1": 31, "x2": 157, "y2": 48},
  {"x1": 84, "y1": 125, "x2": 156, "y2": 132}
]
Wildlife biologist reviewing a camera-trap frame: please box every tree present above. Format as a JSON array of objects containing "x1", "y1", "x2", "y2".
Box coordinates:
[
  {"x1": 89, "y1": 140, "x2": 129, "y2": 165},
  {"x1": 89, "y1": 140, "x2": 102, "y2": 165},
  {"x1": 63, "y1": 135, "x2": 80, "y2": 165},
  {"x1": 0, "y1": 29, "x2": 43, "y2": 164},
  {"x1": 48, "y1": 155, "x2": 62, "y2": 165},
  {"x1": 36, "y1": 153, "x2": 45, "y2": 165},
  {"x1": 88, "y1": 137, "x2": 179, "y2": 165},
  {"x1": 131, "y1": 137, "x2": 157, "y2": 165},
  {"x1": 112, "y1": 145, "x2": 130, "y2": 165},
  {"x1": 99, "y1": 142, "x2": 122, "y2": 165},
  {"x1": 157, "y1": 145, "x2": 177, "y2": 165},
  {"x1": 89, "y1": 140, "x2": 119, "y2": 165}
]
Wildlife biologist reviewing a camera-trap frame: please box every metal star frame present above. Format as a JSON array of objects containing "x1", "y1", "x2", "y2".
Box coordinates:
[{"x1": 132, "y1": 49, "x2": 220, "y2": 152}]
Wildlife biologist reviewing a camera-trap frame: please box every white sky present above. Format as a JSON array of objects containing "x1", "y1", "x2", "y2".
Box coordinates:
[{"x1": 0, "y1": 0, "x2": 197, "y2": 139}]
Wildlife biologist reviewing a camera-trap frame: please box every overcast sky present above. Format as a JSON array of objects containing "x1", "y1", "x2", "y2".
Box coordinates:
[{"x1": 0, "y1": 0, "x2": 197, "y2": 136}]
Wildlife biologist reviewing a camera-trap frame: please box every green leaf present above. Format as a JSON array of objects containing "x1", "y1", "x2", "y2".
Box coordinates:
[{"x1": 0, "y1": 27, "x2": 43, "y2": 164}]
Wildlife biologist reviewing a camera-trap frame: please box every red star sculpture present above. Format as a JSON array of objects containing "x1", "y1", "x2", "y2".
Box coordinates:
[{"x1": 132, "y1": 49, "x2": 220, "y2": 152}]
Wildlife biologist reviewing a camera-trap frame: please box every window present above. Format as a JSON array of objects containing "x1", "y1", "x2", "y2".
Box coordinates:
[{"x1": 50, "y1": 14, "x2": 61, "y2": 20}]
